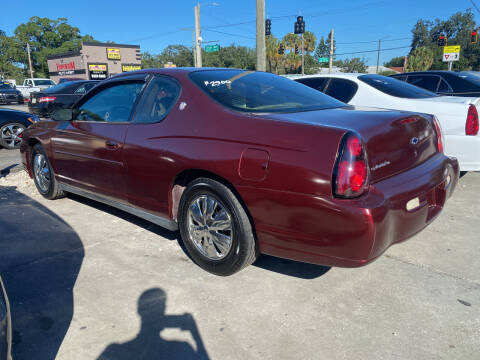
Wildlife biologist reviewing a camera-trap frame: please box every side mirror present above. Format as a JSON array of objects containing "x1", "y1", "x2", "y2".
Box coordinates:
[{"x1": 52, "y1": 108, "x2": 73, "y2": 121}]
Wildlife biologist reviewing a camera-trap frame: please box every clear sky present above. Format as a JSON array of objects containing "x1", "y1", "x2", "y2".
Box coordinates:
[{"x1": 1, "y1": 0, "x2": 478, "y2": 66}]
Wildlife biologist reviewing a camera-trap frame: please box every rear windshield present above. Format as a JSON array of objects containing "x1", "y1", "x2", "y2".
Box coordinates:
[
  {"x1": 35, "y1": 79, "x2": 56, "y2": 86},
  {"x1": 43, "y1": 82, "x2": 78, "y2": 93},
  {"x1": 189, "y1": 70, "x2": 345, "y2": 113},
  {"x1": 359, "y1": 74, "x2": 437, "y2": 99},
  {"x1": 457, "y1": 72, "x2": 480, "y2": 85}
]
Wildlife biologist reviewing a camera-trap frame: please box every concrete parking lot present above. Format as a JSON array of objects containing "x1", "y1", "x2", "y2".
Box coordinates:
[{"x1": 0, "y1": 139, "x2": 479, "y2": 359}]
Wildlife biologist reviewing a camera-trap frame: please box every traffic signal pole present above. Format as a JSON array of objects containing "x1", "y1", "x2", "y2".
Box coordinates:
[
  {"x1": 301, "y1": 33, "x2": 305, "y2": 75},
  {"x1": 329, "y1": 29, "x2": 334, "y2": 74},
  {"x1": 256, "y1": 0, "x2": 266, "y2": 71},
  {"x1": 376, "y1": 39, "x2": 381, "y2": 74},
  {"x1": 195, "y1": 3, "x2": 202, "y2": 67}
]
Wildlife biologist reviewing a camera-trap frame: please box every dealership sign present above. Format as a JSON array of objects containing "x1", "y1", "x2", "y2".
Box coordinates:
[
  {"x1": 122, "y1": 64, "x2": 142, "y2": 72},
  {"x1": 88, "y1": 63, "x2": 108, "y2": 79},
  {"x1": 107, "y1": 48, "x2": 121, "y2": 60},
  {"x1": 56, "y1": 61, "x2": 76, "y2": 75}
]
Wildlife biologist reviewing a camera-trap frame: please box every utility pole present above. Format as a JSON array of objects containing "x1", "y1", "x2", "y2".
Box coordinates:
[
  {"x1": 256, "y1": 0, "x2": 266, "y2": 71},
  {"x1": 301, "y1": 33, "x2": 305, "y2": 75},
  {"x1": 328, "y1": 29, "x2": 334, "y2": 74},
  {"x1": 195, "y1": 3, "x2": 202, "y2": 67},
  {"x1": 26, "y1": 42, "x2": 34, "y2": 78},
  {"x1": 376, "y1": 39, "x2": 381, "y2": 74}
]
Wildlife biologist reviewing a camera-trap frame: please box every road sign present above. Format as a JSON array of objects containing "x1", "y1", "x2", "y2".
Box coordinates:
[
  {"x1": 205, "y1": 44, "x2": 220, "y2": 53},
  {"x1": 318, "y1": 57, "x2": 329, "y2": 63},
  {"x1": 443, "y1": 45, "x2": 460, "y2": 62}
]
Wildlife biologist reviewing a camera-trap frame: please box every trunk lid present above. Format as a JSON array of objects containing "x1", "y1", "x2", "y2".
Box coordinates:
[{"x1": 255, "y1": 106, "x2": 439, "y2": 183}]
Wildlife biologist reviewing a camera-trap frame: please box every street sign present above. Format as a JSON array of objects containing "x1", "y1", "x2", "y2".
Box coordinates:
[
  {"x1": 205, "y1": 44, "x2": 220, "y2": 53},
  {"x1": 318, "y1": 57, "x2": 329, "y2": 63},
  {"x1": 443, "y1": 45, "x2": 460, "y2": 62}
]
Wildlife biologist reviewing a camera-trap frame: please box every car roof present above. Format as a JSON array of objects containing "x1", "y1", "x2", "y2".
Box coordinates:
[
  {"x1": 108, "y1": 67, "x2": 250, "y2": 80},
  {"x1": 289, "y1": 73, "x2": 363, "y2": 80}
]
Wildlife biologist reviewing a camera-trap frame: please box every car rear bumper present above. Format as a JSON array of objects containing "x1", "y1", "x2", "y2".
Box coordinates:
[
  {"x1": 239, "y1": 154, "x2": 459, "y2": 267},
  {"x1": 0, "y1": 276, "x2": 12, "y2": 360},
  {"x1": 27, "y1": 104, "x2": 49, "y2": 117},
  {"x1": 444, "y1": 134, "x2": 480, "y2": 171}
]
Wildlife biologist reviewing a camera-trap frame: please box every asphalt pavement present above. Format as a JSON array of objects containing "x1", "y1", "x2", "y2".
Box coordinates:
[{"x1": 0, "y1": 159, "x2": 478, "y2": 359}]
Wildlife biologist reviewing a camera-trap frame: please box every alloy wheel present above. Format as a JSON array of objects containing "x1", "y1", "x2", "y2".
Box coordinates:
[
  {"x1": 187, "y1": 195, "x2": 233, "y2": 260},
  {"x1": 33, "y1": 153, "x2": 51, "y2": 193},
  {"x1": 0, "y1": 123, "x2": 25, "y2": 149}
]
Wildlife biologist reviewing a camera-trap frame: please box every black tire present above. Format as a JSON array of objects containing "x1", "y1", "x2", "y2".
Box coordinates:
[
  {"x1": 178, "y1": 178, "x2": 258, "y2": 276},
  {"x1": 0, "y1": 122, "x2": 26, "y2": 149},
  {"x1": 31, "y1": 144, "x2": 65, "y2": 200}
]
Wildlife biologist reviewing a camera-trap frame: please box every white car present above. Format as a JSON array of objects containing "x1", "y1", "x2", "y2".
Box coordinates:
[{"x1": 291, "y1": 73, "x2": 480, "y2": 171}]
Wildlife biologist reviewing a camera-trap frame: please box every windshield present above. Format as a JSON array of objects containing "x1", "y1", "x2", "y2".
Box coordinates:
[
  {"x1": 0, "y1": 83, "x2": 14, "y2": 89},
  {"x1": 35, "y1": 79, "x2": 56, "y2": 86},
  {"x1": 359, "y1": 74, "x2": 438, "y2": 99},
  {"x1": 189, "y1": 70, "x2": 345, "y2": 113}
]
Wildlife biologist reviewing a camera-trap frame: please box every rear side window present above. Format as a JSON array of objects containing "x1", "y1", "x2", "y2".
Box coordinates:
[
  {"x1": 295, "y1": 77, "x2": 328, "y2": 92},
  {"x1": 407, "y1": 75, "x2": 440, "y2": 92},
  {"x1": 392, "y1": 75, "x2": 407, "y2": 81},
  {"x1": 324, "y1": 79, "x2": 358, "y2": 103},
  {"x1": 133, "y1": 76, "x2": 180, "y2": 124},
  {"x1": 189, "y1": 70, "x2": 344, "y2": 113},
  {"x1": 438, "y1": 79, "x2": 451, "y2": 93},
  {"x1": 358, "y1": 74, "x2": 437, "y2": 99},
  {"x1": 74, "y1": 82, "x2": 144, "y2": 122}
]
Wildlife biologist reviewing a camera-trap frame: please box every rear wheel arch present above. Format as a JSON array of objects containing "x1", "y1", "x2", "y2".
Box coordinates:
[{"x1": 170, "y1": 169, "x2": 253, "y2": 226}]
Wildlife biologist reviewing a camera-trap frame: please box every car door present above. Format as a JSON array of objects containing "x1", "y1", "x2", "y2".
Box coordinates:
[
  {"x1": 324, "y1": 78, "x2": 359, "y2": 103},
  {"x1": 122, "y1": 75, "x2": 181, "y2": 218},
  {"x1": 51, "y1": 76, "x2": 146, "y2": 200}
]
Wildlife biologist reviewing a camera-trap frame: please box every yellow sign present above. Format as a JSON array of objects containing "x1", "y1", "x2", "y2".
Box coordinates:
[
  {"x1": 443, "y1": 45, "x2": 460, "y2": 54},
  {"x1": 164, "y1": 63, "x2": 177, "y2": 68},
  {"x1": 89, "y1": 64, "x2": 107, "y2": 71},
  {"x1": 107, "y1": 48, "x2": 121, "y2": 60},
  {"x1": 122, "y1": 64, "x2": 142, "y2": 72}
]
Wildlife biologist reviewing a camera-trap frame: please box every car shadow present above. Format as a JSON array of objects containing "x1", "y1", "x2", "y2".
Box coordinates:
[
  {"x1": 66, "y1": 194, "x2": 331, "y2": 279},
  {"x1": 97, "y1": 287, "x2": 210, "y2": 360},
  {"x1": 253, "y1": 255, "x2": 331, "y2": 279},
  {"x1": 0, "y1": 164, "x2": 19, "y2": 178},
  {"x1": 0, "y1": 186, "x2": 84, "y2": 359}
]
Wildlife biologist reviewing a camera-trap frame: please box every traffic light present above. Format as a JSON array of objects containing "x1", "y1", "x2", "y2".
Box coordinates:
[
  {"x1": 294, "y1": 44, "x2": 299, "y2": 54},
  {"x1": 278, "y1": 43, "x2": 284, "y2": 55},
  {"x1": 472, "y1": 30, "x2": 478, "y2": 44},
  {"x1": 294, "y1": 16, "x2": 305, "y2": 34},
  {"x1": 265, "y1": 19, "x2": 271, "y2": 36},
  {"x1": 437, "y1": 34, "x2": 447, "y2": 46}
]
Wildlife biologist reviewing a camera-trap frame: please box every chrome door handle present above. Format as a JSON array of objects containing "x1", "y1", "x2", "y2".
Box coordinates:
[{"x1": 105, "y1": 140, "x2": 119, "y2": 149}]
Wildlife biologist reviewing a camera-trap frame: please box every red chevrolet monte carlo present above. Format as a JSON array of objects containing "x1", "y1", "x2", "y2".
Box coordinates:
[{"x1": 20, "y1": 68, "x2": 459, "y2": 276}]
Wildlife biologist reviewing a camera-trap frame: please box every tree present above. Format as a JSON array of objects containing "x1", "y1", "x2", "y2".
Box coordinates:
[
  {"x1": 314, "y1": 33, "x2": 335, "y2": 67},
  {"x1": 384, "y1": 56, "x2": 404, "y2": 68},
  {"x1": 407, "y1": 46, "x2": 434, "y2": 71},
  {"x1": 12, "y1": 17, "x2": 95, "y2": 77},
  {"x1": 302, "y1": 31, "x2": 317, "y2": 53},
  {"x1": 265, "y1": 35, "x2": 283, "y2": 74},
  {"x1": 338, "y1": 57, "x2": 367, "y2": 73}
]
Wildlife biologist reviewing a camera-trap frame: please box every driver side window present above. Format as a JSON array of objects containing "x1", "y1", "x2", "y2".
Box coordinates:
[{"x1": 75, "y1": 82, "x2": 144, "y2": 123}]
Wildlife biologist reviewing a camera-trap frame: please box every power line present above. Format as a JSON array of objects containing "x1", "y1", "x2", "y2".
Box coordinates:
[
  {"x1": 470, "y1": 0, "x2": 480, "y2": 15},
  {"x1": 204, "y1": 29, "x2": 256, "y2": 40},
  {"x1": 336, "y1": 37, "x2": 410, "y2": 45},
  {"x1": 335, "y1": 45, "x2": 411, "y2": 56}
]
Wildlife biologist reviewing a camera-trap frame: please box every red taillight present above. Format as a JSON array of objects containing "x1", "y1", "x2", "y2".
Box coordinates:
[
  {"x1": 432, "y1": 116, "x2": 444, "y2": 153},
  {"x1": 466, "y1": 104, "x2": 479, "y2": 135},
  {"x1": 39, "y1": 96, "x2": 56, "y2": 103},
  {"x1": 333, "y1": 133, "x2": 369, "y2": 198}
]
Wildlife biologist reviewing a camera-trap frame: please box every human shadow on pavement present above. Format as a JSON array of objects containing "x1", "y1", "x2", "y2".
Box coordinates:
[
  {"x1": 253, "y1": 255, "x2": 331, "y2": 279},
  {"x1": 0, "y1": 186, "x2": 84, "y2": 359},
  {"x1": 98, "y1": 288, "x2": 209, "y2": 360}
]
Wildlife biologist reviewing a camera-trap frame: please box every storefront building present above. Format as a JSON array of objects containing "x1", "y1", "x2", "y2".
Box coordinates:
[{"x1": 47, "y1": 42, "x2": 141, "y2": 83}]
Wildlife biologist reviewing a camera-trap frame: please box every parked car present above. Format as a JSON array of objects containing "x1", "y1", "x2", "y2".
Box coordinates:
[
  {"x1": 16, "y1": 78, "x2": 56, "y2": 100},
  {"x1": 20, "y1": 69, "x2": 458, "y2": 275},
  {"x1": 28, "y1": 80, "x2": 100, "y2": 118},
  {"x1": 391, "y1": 71, "x2": 480, "y2": 97},
  {"x1": 0, "y1": 108, "x2": 40, "y2": 149},
  {"x1": 0, "y1": 275, "x2": 12, "y2": 360},
  {"x1": 0, "y1": 82, "x2": 23, "y2": 105},
  {"x1": 292, "y1": 73, "x2": 480, "y2": 172}
]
